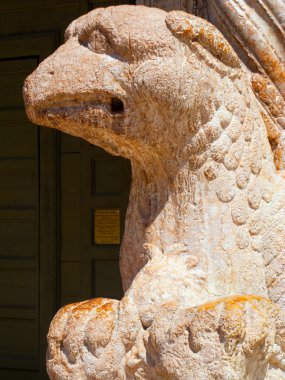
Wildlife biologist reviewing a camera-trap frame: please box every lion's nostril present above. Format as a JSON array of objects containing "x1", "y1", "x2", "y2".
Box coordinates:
[{"x1": 111, "y1": 98, "x2": 124, "y2": 113}]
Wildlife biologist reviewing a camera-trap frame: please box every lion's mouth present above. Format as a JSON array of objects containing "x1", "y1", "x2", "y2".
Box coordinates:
[{"x1": 40, "y1": 97, "x2": 125, "y2": 119}]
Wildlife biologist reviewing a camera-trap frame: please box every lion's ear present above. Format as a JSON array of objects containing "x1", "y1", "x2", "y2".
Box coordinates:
[{"x1": 165, "y1": 11, "x2": 241, "y2": 69}]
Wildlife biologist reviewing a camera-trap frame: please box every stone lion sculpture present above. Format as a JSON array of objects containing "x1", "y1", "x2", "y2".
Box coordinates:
[{"x1": 23, "y1": 5, "x2": 285, "y2": 379}]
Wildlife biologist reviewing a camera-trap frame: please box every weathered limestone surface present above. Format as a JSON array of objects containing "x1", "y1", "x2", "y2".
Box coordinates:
[
  {"x1": 23, "y1": 5, "x2": 285, "y2": 379},
  {"x1": 136, "y1": 0, "x2": 207, "y2": 17},
  {"x1": 208, "y1": 0, "x2": 285, "y2": 170}
]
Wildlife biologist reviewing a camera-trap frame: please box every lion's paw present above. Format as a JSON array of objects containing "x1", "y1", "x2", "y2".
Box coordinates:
[{"x1": 47, "y1": 298, "x2": 124, "y2": 380}]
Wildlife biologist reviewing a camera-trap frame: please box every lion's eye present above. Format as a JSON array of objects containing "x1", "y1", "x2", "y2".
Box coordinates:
[
  {"x1": 111, "y1": 98, "x2": 124, "y2": 114},
  {"x1": 80, "y1": 30, "x2": 109, "y2": 55}
]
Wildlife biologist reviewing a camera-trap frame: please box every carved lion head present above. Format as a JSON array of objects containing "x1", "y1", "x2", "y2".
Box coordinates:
[{"x1": 24, "y1": 5, "x2": 285, "y2": 168}]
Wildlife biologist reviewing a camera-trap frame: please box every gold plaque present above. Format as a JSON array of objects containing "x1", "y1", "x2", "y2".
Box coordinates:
[{"x1": 94, "y1": 209, "x2": 120, "y2": 244}]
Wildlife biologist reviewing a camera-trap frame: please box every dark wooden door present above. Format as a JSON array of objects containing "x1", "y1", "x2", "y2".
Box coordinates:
[
  {"x1": 0, "y1": 1, "x2": 132, "y2": 379},
  {"x1": 0, "y1": 34, "x2": 58, "y2": 380},
  {"x1": 59, "y1": 136, "x2": 131, "y2": 307},
  {"x1": 0, "y1": 55, "x2": 40, "y2": 380}
]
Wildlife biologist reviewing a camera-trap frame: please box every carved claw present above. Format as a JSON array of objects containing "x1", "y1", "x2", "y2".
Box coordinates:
[
  {"x1": 47, "y1": 295, "x2": 285, "y2": 379},
  {"x1": 143, "y1": 295, "x2": 285, "y2": 380},
  {"x1": 47, "y1": 298, "x2": 122, "y2": 380}
]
